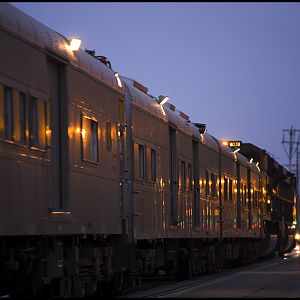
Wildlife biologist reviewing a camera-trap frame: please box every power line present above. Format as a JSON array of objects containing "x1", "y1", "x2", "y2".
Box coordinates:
[{"x1": 282, "y1": 126, "x2": 300, "y2": 231}]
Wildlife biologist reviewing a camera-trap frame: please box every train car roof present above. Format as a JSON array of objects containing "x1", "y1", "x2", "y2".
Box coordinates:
[
  {"x1": 236, "y1": 152, "x2": 252, "y2": 168},
  {"x1": 122, "y1": 76, "x2": 221, "y2": 153},
  {"x1": 0, "y1": 3, "x2": 123, "y2": 93},
  {"x1": 122, "y1": 77, "x2": 192, "y2": 136}
]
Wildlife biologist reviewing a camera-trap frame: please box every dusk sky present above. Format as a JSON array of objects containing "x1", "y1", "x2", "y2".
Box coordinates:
[{"x1": 12, "y1": 2, "x2": 300, "y2": 171}]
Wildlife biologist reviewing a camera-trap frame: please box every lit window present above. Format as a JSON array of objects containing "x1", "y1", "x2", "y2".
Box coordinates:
[
  {"x1": 13, "y1": 92, "x2": 26, "y2": 144},
  {"x1": 106, "y1": 122, "x2": 112, "y2": 151},
  {"x1": 244, "y1": 186, "x2": 247, "y2": 205},
  {"x1": 30, "y1": 97, "x2": 46, "y2": 149},
  {"x1": 229, "y1": 179, "x2": 233, "y2": 201},
  {"x1": 181, "y1": 161, "x2": 186, "y2": 190},
  {"x1": 224, "y1": 177, "x2": 228, "y2": 200},
  {"x1": 119, "y1": 99, "x2": 125, "y2": 123},
  {"x1": 211, "y1": 173, "x2": 217, "y2": 197},
  {"x1": 206, "y1": 170, "x2": 210, "y2": 197},
  {"x1": 151, "y1": 149, "x2": 156, "y2": 182},
  {"x1": 82, "y1": 115, "x2": 98, "y2": 162},
  {"x1": 188, "y1": 163, "x2": 192, "y2": 190}
]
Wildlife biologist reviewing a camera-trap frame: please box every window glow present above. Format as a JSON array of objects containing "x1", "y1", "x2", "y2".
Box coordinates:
[
  {"x1": 81, "y1": 128, "x2": 86, "y2": 139},
  {"x1": 69, "y1": 38, "x2": 81, "y2": 51}
]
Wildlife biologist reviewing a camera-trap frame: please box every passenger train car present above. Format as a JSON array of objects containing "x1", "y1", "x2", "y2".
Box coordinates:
[{"x1": 0, "y1": 3, "x2": 296, "y2": 298}]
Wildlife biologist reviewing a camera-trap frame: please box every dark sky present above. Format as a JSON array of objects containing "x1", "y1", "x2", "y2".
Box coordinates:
[{"x1": 12, "y1": 2, "x2": 300, "y2": 170}]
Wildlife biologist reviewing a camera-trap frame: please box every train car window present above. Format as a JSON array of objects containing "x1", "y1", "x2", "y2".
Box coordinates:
[
  {"x1": 106, "y1": 122, "x2": 112, "y2": 151},
  {"x1": 139, "y1": 144, "x2": 145, "y2": 180},
  {"x1": 119, "y1": 99, "x2": 125, "y2": 124},
  {"x1": 244, "y1": 185, "x2": 247, "y2": 205},
  {"x1": 229, "y1": 179, "x2": 233, "y2": 201},
  {"x1": 241, "y1": 184, "x2": 244, "y2": 205},
  {"x1": 0, "y1": 85, "x2": 4, "y2": 137},
  {"x1": 30, "y1": 97, "x2": 46, "y2": 149},
  {"x1": 181, "y1": 161, "x2": 186, "y2": 190},
  {"x1": 13, "y1": 92, "x2": 26, "y2": 144},
  {"x1": 91, "y1": 120, "x2": 98, "y2": 161},
  {"x1": 151, "y1": 149, "x2": 156, "y2": 182},
  {"x1": 82, "y1": 115, "x2": 98, "y2": 162},
  {"x1": 211, "y1": 173, "x2": 217, "y2": 197},
  {"x1": 205, "y1": 170, "x2": 210, "y2": 197},
  {"x1": 30, "y1": 97, "x2": 38, "y2": 147},
  {"x1": 188, "y1": 163, "x2": 192, "y2": 190},
  {"x1": 224, "y1": 177, "x2": 228, "y2": 200},
  {"x1": 4, "y1": 87, "x2": 13, "y2": 140},
  {"x1": 255, "y1": 190, "x2": 259, "y2": 207}
]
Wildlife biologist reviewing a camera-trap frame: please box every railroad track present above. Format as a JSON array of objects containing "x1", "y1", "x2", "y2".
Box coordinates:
[{"x1": 120, "y1": 256, "x2": 283, "y2": 298}]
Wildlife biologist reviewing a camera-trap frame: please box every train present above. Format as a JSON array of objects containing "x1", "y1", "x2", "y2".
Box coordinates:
[{"x1": 0, "y1": 3, "x2": 296, "y2": 298}]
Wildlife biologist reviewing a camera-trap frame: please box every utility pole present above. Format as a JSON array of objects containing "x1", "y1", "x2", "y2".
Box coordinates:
[{"x1": 282, "y1": 126, "x2": 300, "y2": 231}]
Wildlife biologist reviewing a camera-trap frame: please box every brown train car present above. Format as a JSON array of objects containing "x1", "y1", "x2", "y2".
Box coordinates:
[{"x1": 0, "y1": 2, "x2": 126, "y2": 297}]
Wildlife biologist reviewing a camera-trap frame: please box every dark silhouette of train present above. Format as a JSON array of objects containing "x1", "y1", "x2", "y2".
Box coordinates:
[{"x1": 0, "y1": 3, "x2": 296, "y2": 298}]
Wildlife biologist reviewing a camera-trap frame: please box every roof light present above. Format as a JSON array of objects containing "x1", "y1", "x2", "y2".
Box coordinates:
[
  {"x1": 69, "y1": 38, "x2": 81, "y2": 51},
  {"x1": 114, "y1": 72, "x2": 123, "y2": 88},
  {"x1": 158, "y1": 95, "x2": 170, "y2": 106}
]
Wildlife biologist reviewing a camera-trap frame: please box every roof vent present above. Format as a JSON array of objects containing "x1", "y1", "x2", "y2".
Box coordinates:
[
  {"x1": 176, "y1": 110, "x2": 190, "y2": 122},
  {"x1": 85, "y1": 49, "x2": 96, "y2": 56},
  {"x1": 194, "y1": 123, "x2": 206, "y2": 134},
  {"x1": 165, "y1": 103, "x2": 176, "y2": 111},
  {"x1": 133, "y1": 80, "x2": 148, "y2": 94},
  {"x1": 85, "y1": 49, "x2": 112, "y2": 69}
]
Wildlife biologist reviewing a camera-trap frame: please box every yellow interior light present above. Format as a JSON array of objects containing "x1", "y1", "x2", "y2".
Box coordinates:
[
  {"x1": 223, "y1": 141, "x2": 228, "y2": 146},
  {"x1": 69, "y1": 38, "x2": 81, "y2": 51},
  {"x1": 295, "y1": 233, "x2": 300, "y2": 240},
  {"x1": 81, "y1": 128, "x2": 86, "y2": 139}
]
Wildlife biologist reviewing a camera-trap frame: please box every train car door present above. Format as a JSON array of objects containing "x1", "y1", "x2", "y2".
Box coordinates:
[
  {"x1": 47, "y1": 60, "x2": 68, "y2": 210},
  {"x1": 169, "y1": 126, "x2": 178, "y2": 226}
]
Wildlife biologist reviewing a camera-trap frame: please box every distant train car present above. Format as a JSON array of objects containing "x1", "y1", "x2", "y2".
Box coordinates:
[
  {"x1": 0, "y1": 3, "x2": 296, "y2": 298},
  {"x1": 240, "y1": 143, "x2": 296, "y2": 256}
]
